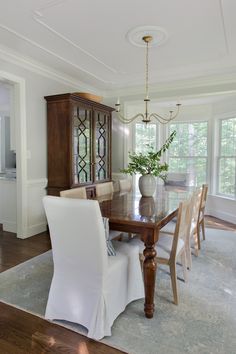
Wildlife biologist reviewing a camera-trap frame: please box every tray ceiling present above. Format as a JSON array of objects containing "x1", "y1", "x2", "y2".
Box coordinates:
[{"x1": 0, "y1": 0, "x2": 236, "y2": 92}]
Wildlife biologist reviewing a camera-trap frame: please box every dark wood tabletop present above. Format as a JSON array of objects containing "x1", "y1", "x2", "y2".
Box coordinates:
[{"x1": 97, "y1": 185, "x2": 193, "y2": 318}]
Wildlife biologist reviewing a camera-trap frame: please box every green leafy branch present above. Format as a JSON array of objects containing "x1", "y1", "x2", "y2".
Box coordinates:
[{"x1": 120, "y1": 130, "x2": 176, "y2": 181}]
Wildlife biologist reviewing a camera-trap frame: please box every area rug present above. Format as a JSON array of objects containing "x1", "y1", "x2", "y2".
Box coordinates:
[{"x1": 0, "y1": 228, "x2": 236, "y2": 354}]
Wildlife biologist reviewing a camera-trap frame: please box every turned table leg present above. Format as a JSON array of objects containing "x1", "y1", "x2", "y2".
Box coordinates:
[{"x1": 143, "y1": 236, "x2": 157, "y2": 318}]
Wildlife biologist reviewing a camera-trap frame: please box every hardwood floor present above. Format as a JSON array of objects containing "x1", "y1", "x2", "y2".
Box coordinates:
[
  {"x1": 0, "y1": 225, "x2": 51, "y2": 272},
  {"x1": 205, "y1": 215, "x2": 236, "y2": 232},
  {"x1": 0, "y1": 302, "x2": 127, "y2": 354},
  {"x1": 0, "y1": 216, "x2": 235, "y2": 353}
]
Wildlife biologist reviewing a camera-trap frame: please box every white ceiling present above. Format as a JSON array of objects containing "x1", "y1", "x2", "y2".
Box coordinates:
[{"x1": 0, "y1": 0, "x2": 236, "y2": 96}]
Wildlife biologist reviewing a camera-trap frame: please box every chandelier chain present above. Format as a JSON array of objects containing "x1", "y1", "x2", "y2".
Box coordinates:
[
  {"x1": 115, "y1": 33, "x2": 181, "y2": 124},
  {"x1": 145, "y1": 40, "x2": 149, "y2": 99}
]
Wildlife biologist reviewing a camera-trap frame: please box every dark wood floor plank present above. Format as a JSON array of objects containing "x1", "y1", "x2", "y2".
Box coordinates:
[
  {"x1": 0, "y1": 302, "x2": 127, "y2": 354},
  {"x1": 205, "y1": 215, "x2": 236, "y2": 232}
]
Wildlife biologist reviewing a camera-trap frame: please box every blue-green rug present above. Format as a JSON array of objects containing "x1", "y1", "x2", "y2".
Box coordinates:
[{"x1": 0, "y1": 228, "x2": 235, "y2": 354}]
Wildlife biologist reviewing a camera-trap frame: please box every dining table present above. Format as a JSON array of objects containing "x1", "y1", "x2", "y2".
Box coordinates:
[{"x1": 97, "y1": 184, "x2": 193, "y2": 319}]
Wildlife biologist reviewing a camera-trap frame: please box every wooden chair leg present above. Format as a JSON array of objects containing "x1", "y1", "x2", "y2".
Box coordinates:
[
  {"x1": 201, "y1": 219, "x2": 206, "y2": 241},
  {"x1": 196, "y1": 225, "x2": 201, "y2": 250},
  {"x1": 169, "y1": 263, "x2": 178, "y2": 305},
  {"x1": 185, "y1": 238, "x2": 192, "y2": 270},
  {"x1": 180, "y1": 251, "x2": 188, "y2": 282},
  {"x1": 193, "y1": 232, "x2": 199, "y2": 257}
]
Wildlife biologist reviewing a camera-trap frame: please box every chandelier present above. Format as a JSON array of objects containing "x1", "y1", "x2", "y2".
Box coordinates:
[{"x1": 115, "y1": 35, "x2": 181, "y2": 124}]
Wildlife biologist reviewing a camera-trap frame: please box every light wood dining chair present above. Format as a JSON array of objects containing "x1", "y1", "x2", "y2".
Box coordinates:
[
  {"x1": 190, "y1": 184, "x2": 208, "y2": 254},
  {"x1": 198, "y1": 184, "x2": 208, "y2": 242},
  {"x1": 131, "y1": 197, "x2": 193, "y2": 305},
  {"x1": 119, "y1": 179, "x2": 132, "y2": 192},
  {"x1": 95, "y1": 182, "x2": 114, "y2": 197},
  {"x1": 60, "y1": 187, "x2": 87, "y2": 199}
]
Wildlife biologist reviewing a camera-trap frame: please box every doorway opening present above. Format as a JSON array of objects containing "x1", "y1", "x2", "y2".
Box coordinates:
[{"x1": 0, "y1": 71, "x2": 27, "y2": 238}]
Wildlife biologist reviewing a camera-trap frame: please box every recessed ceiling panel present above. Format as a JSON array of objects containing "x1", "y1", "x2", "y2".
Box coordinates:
[{"x1": 0, "y1": 0, "x2": 235, "y2": 90}]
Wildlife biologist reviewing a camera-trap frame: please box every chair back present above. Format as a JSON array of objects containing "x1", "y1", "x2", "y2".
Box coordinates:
[
  {"x1": 60, "y1": 187, "x2": 87, "y2": 199},
  {"x1": 192, "y1": 188, "x2": 202, "y2": 222},
  {"x1": 119, "y1": 179, "x2": 132, "y2": 192},
  {"x1": 171, "y1": 197, "x2": 194, "y2": 258},
  {"x1": 96, "y1": 182, "x2": 114, "y2": 197},
  {"x1": 192, "y1": 184, "x2": 208, "y2": 223},
  {"x1": 43, "y1": 196, "x2": 108, "y2": 281},
  {"x1": 199, "y1": 184, "x2": 208, "y2": 216}
]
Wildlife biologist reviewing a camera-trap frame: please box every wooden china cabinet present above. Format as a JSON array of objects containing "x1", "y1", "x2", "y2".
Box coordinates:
[{"x1": 45, "y1": 93, "x2": 114, "y2": 197}]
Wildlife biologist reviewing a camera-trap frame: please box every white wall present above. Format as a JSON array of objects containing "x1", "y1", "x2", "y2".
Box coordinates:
[
  {"x1": 0, "y1": 178, "x2": 16, "y2": 232},
  {"x1": 0, "y1": 57, "x2": 85, "y2": 237}
]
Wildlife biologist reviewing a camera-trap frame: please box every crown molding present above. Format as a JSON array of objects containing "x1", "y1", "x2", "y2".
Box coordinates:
[
  {"x1": 104, "y1": 71, "x2": 236, "y2": 99},
  {"x1": 33, "y1": 11, "x2": 117, "y2": 74},
  {"x1": 0, "y1": 22, "x2": 110, "y2": 85},
  {"x1": 0, "y1": 44, "x2": 105, "y2": 94}
]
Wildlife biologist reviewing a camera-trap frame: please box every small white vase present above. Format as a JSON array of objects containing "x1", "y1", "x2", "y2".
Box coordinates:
[{"x1": 138, "y1": 175, "x2": 156, "y2": 197}]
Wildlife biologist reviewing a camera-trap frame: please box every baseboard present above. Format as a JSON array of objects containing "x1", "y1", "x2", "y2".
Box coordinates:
[
  {"x1": 26, "y1": 223, "x2": 47, "y2": 238},
  {"x1": 206, "y1": 209, "x2": 236, "y2": 225},
  {"x1": 3, "y1": 221, "x2": 17, "y2": 233}
]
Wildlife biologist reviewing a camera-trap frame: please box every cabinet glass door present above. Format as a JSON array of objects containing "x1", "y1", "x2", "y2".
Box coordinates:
[
  {"x1": 94, "y1": 110, "x2": 110, "y2": 182},
  {"x1": 73, "y1": 105, "x2": 93, "y2": 185}
]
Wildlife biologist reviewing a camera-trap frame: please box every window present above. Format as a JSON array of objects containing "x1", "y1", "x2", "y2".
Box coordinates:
[
  {"x1": 134, "y1": 123, "x2": 157, "y2": 153},
  {"x1": 168, "y1": 121, "x2": 208, "y2": 186},
  {"x1": 217, "y1": 117, "x2": 236, "y2": 198}
]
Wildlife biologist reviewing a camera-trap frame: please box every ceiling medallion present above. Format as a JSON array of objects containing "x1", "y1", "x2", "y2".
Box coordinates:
[{"x1": 126, "y1": 25, "x2": 168, "y2": 48}]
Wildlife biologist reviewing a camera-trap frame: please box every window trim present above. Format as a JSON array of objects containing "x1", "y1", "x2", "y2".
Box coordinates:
[{"x1": 216, "y1": 116, "x2": 236, "y2": 199}]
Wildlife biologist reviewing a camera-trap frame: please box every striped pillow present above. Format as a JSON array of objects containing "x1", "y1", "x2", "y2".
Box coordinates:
[{"x1": 102, "y1": 217, "x2": 116, "y2": 256}]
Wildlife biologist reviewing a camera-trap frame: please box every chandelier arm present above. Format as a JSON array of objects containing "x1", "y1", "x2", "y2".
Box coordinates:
[
  {"x1": 148, "y1": 114, "x2": 173, "y2": 124},
  {"x1": 149, "y1": 113, "x2": 174, "y2": 123},
  {"x1": 149, "y1": 104, "x2": 181, "y2": 123},
  {"x1": 168, "y1": 105, "x2": 181, "y2": 120},
  {"x1": 116, "y1": 112, "x2": 145, "y2": 124}
]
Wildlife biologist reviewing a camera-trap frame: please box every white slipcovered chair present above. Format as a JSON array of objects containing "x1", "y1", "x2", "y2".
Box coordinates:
[{"x1": 43, "y1": 196, "x2": 144, "y2": 340}]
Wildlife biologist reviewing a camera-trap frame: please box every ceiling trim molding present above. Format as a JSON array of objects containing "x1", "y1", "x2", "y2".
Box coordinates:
[
  {"x1": 34, "y1": 0, "x2": 69, "y2": 13},
  {"x1": 214, "y1": 109, "x2": 236, "y2": 120},
  {"x1": 105, "y1": 74, "x2": 236, "y2": 98},
  {"x1": 0, "y1": 44, "x2": 103, "y2": 93},
  {"x1": 0, "y1": 23, "x2": 110, "y2": 84},
  {"x1": 219, "y1": 0, "x2": 230, "y2": 54},
  {"x1": 33, "y1": 12, "x2": 118, "y2": 74}
]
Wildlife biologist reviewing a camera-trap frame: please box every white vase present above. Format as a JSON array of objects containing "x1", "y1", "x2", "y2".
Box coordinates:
[{"x1": 138, "y1": 175, "x2": 156, "y2": 197}]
